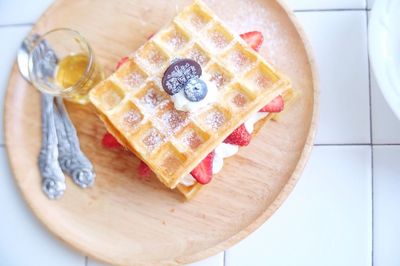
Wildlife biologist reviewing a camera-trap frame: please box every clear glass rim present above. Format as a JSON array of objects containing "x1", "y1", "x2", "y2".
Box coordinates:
[{"x1": 28, "y1": 27, "x2": 94, "y2": 95}]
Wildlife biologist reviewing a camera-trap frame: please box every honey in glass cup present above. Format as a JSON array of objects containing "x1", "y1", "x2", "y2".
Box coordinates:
[{"x1": 28, "y1": 28, "x2": 104, "y2": 104}]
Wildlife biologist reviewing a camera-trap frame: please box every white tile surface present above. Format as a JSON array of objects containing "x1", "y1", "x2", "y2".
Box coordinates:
[
  {"x1": 371, "y1": 72, "x2": 400, "y2": 144},
  {"x1": 186, "y1": 253, "x2": 224, "y2": 266},
  {"x1": 373, "y1": 146, "x2": 400, "y2": 266},
  {"x1": 88, "y1": 252, "x2": 224, "y2": 266},
  {"x1": 296, "y1": 11, "x2": 370, "y2": 144},
  {"x1": 368, "y1": 0, "x2": 375, "y2": 9},
  {"x1": 0, "y1": 0, "x2": 368, "y2": 26},
  {"x1": 0, "y1": 148, "x2": 84, "y2": 266},
  {"x1": 0, "y1": 1, "x2": 381, "y2": 266},
  {"x1": 225, "y1": 146, "x2": 372, "y2": 266},
  {"x1": 87, "y1": 258, "x2": 108, "y2": 266},
  {"x1": 0, "y1": 26, "x2": 31, "y2": 145},
  {"x1": 0, "y1": 0, "x2": 53, "y2": 25},
  {"x1": 285, "y1": 0, "x2": 366, "y2": 10}
]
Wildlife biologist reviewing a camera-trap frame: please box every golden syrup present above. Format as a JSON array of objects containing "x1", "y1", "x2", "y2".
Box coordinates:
[{"x1": 55, "y1": 53, "x2": 104, "y2": 104}]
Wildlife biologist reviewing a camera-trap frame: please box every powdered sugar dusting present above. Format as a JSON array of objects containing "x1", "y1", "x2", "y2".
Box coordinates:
[
  {"x1": 139, "y1": 88, "x2": 169, "y2": 112},
  {"x1": 187, "y1": 46, "x2": 209, "y2": 66},
  {"x1": 166, "y1": 30, "x2": 187, "y2": 51},
  {"x1": 123, "y1": 71, "x2": 146, "y2": 89},
  {"x1": 182, "y1": 130, "x2": 204, "y2": 149},
  {"x1": 207, "y1": 30, "x2": 230, "y2": 50},
  {"x1": 206, "y1": 0, "x2": 295, "y2": 73},
  {"x1": 205, "y1": 109, "x2": 226, "y2": 130},
  {"x1": 142, "y1": 128, "x2": 165, "y2": 151},
  {"x1": 228, "y1": 49, "x2": 254, "y2": 73},
  {"x1": 254, "y1": 72, "x2": 273, "y2": 90},
  {"x1": 139, "y1": 45, "x2": 168, "y2": 72},
  {"x1": 161, "y1": 109, "x2": 189, "y2": 135},
  {"x1": 232, "y1": 93, "x2": 248, "y2": 107},
  {"x1": 149, "y1": 49, "x2": 166, "y2": 65},
  {"x1": 121, "y1": 109, "x2": 142, "y2": 130},
  {"x1": 208, "y1": 70, "x2": 231, "y2": 89},
  {"x1": 190, "y1": 13, "x2": 209, "y2": 30},
  {"x1": 102, "y1": 89, "x2": 123, "y2": 110}
]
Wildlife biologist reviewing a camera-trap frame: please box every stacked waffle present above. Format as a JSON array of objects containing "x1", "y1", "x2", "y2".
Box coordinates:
[{"x1": 89, "y1": 0, "x2": 296, "y2": 199}]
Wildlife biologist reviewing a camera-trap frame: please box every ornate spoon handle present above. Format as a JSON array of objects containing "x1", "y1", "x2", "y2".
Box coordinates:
[
  {"x1": 54, "y1": 97, "x2": 95, "y2": 188},
  {"x1": 39, "y1": 94, "x2": 66, "y2": 199}
]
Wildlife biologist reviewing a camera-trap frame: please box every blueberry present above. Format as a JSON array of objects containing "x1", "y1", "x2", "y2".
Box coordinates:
[{"x1": 184, "y1": 78, "x2": 208, "y2": 102}]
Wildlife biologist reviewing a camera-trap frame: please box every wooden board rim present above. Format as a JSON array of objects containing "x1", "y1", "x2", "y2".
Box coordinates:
[{"x1": 3, "y1": 0, "x2": 319, "y2": 264}]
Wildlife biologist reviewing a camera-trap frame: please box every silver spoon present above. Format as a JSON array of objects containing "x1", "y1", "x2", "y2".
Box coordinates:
[
  {"x1": 53, "y1": 97, "x2": 95, "y2": 188},
  {"x1": 31, "y1": 37, "x2": 95, "y2": 188},
  {"x1": 17, "y1": 34, "x2": 95, "y2": 198},
  {"x1": 18, "y1": 35, "x2": 66, "y2": 199}
]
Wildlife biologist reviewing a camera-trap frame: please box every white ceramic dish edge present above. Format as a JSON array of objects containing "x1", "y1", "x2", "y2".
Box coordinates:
[{"x1": 369, "y1": 0, "x2": 400, "y2": 120}]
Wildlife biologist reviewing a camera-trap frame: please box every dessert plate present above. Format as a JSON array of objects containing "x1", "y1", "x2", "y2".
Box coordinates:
[
  {"x1": 369, "y1": 0, "x2": 400, "y2": 120},
  {"x1": 4, "y1": 0, "x2": 317, "y2": 265}
]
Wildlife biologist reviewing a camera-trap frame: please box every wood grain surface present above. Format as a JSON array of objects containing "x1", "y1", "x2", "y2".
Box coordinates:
[{"x1": 4, "y1": 0, "x2": 318, "y2": 265}]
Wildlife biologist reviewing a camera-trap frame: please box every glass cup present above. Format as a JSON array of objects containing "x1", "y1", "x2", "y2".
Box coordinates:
[{"x1": 28, "y1": 28, "x2": 104, "y2": 104}]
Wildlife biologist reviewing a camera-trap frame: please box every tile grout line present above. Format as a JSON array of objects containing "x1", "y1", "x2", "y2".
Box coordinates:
[
  {"x1": 223, "y1": 250, "x2": 226, "y2": 266},
  {"x1": 366, "y1": 5, "x2": 373, "y2": 146},
  {"x1": 365, "y1": 9, "x2": 374, "y2": 266},
  {"x1": 294, "y1": 8, "x2": 369, "y2": 13},
  {"x1": 371, "y1": 143, "x2": 400, "y2": 146},
  {"x1": 370, "y1": 140, "x2": 375, "y2": 266},
  {"x1": 0, "y1": 22, "x2": 33, "y2": 28},
  {"x1": 314, "y1": 143, "x2": 400, "y2": 146},
  {"x1": 314, "y1": 143, "x2": 371, "y2": 146}
]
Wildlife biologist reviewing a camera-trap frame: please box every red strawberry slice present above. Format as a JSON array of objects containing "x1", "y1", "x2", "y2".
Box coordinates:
[
  {"x1": 115, "y1": 56, "x2": 129, "y2": 70},
  {"x1": 138, "y1": 161, "x2": 152, "y2": 177},
  {"x1": 190, "y1": 151, "x2": 215, "y2": 185},
  {"x1": 259, "y1": 95, "x2": 284, "y2": 113},
  {"x1": 223, "y1": 124, "x2": 252, "y2": 146},
  {"x1": 102, "y1": 132, "x2": 123, "y2": 148},
  {"x1": 240, "y1": 31, "x2": 264, "y2": 52}
]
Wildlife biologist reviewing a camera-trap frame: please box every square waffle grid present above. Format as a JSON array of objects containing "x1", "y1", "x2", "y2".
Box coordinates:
[
  {"x1": 89, "y1": 0, "x2": 291, "y2": 189},
  {"x1": 176, "y1": 87, "x2": 298, "y2": 199}
]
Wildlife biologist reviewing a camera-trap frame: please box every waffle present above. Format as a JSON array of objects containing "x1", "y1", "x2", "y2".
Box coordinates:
[
  {"x1": 89, "y1": 0, "x2": 292, "y2": 190},
  {"x1": 176, "y1": 88, "x2": 297, "y2": 199}
]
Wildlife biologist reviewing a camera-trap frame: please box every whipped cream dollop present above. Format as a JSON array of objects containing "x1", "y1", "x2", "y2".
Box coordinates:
[
  {"x1": 171, "y1": 75, "x2": 218, "y2": 112},
  {"x1": 213, "y1": 143, "x2": 239, "y2": 174},
  {"x1": 244, "y1": 112, "x2": 269, "y2": 133},
  {"x1": 180, "y1": 173, "x2": 197, "y2": 186},
  {"x1": 179, "y1": 111, "x2": 269, "y2": 186}
]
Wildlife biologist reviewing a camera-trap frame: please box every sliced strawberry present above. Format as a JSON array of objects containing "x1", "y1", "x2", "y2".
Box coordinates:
[
  {"x1": 190, "y1": 151, "x2": 215, "y2": 185},
  {"x1": 240, "y1": 31, "x2": 264, "y2": 52},
  {"x1": 223, "y1": 124, "x2": 252, "y2": 146},
  {"x1": 102, "y1": 132, "x2": 123, "y2": 148},
  {"x1": 137, "y1": 161, "x2": 152, "y2": 177},
  {"x1": 115, "y1": 56, "x2": 129, "y2": 70},
  {"x1": 259, "y1": 95, "x2": 284, "y2": 113}
]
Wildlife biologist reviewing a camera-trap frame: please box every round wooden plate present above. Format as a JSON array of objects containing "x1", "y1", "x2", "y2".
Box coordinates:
[{"x1": 4, "y1": 0, "x2": 317, "y2": 265}]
